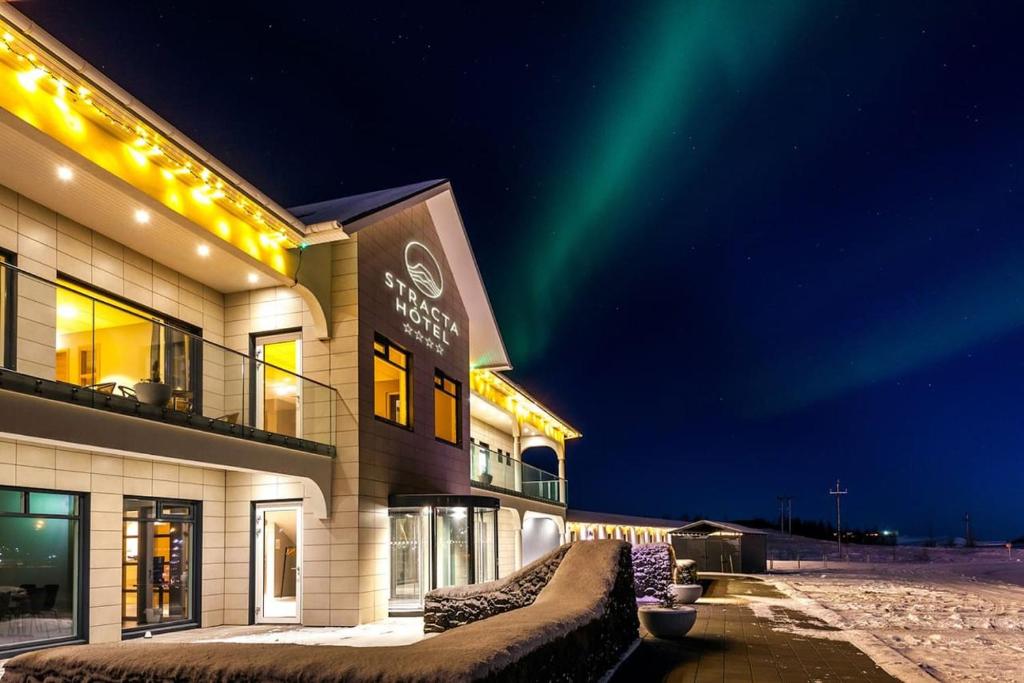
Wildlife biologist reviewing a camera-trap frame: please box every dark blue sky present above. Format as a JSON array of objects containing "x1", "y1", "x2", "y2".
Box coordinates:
[{"x1": 18, "y1": 1, "x2": 1024, "y2": 539}]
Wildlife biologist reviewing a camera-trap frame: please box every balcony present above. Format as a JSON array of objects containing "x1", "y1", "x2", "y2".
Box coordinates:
[
  {"x1": 470, "y1": 442, "x2": 566, "y2": 505},
  {"x1": 0, "y1": 260, "x2": 337, "y2": 457}
]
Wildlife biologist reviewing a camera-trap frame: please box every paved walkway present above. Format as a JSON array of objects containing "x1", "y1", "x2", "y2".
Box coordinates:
[{"x1": 612, "y1": 576, "x2": 898, "y2": 682}]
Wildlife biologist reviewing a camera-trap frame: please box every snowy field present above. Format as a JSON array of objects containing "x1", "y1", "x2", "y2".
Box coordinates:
[{"x1": 763, "y1": 547, "x2": 1024, "y2": 682}]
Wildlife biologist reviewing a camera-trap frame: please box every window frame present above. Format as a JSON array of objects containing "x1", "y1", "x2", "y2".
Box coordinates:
[
  {"x1": 248, "y1": 327, "x2": 303, "y2": 437},
  {"x1": 56, "y1": 274, "x2": 204, "y2": 413},
  {"x1": 0, "y1": 484, "x2": 89, "y2": 657},
  {"x1": 433, "y1": 369, "x2": 461, "y2": 447},
  {"x1": 0, "y1": 248, "x2": 16, "y2": 371},
  {"x1": 120, "y1": 495, "x2": 202, "y2": 639},
  {"x1": 373, "y1": 333, "x2": 412, "y2": 429}
]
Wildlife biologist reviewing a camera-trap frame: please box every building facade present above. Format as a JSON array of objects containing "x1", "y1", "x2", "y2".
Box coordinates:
[{"x1": 0, "y1": 6, "x2": 578, "y2": 657}]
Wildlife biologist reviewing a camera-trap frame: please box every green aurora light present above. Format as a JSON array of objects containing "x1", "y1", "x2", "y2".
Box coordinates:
[{"x1": 501, "y1": 1, "x2": 808, "y2": 363}]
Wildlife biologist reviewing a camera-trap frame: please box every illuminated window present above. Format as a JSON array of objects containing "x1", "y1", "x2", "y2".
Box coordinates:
[
  {"x1": 374, "y1": 335, "x2": 409, "y2": 426},
  {"x1": 54, "y1": 280, "x2": 198, "y2": 409},
  {"x1": 434, "y1": 370, "x2": 460, "y2": 445},
  {"x1": 0, "y1": 486, "x2": 84, "y2": 655}
]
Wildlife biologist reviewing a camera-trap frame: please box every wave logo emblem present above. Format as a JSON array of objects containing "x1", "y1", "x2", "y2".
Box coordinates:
[{"x1": 404, "y1": 241, "x2": 444, "y2": 299}]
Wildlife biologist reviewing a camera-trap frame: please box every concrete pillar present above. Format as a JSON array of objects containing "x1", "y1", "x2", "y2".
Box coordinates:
[
  {"x1": 512, "y1": 418, "x2": 523, "y2": 492},
  {"x1": 555, "y1": 440, "x2": 566, "y2": 504}
]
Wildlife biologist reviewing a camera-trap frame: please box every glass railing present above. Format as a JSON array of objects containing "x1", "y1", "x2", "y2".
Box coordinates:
[
  {"x1": 0, "y1": 260, "x2": 337, "y2": 454},
  {"x1": 470, "y1": 442, "x2": 565, "y2": 503},
  {"x1": 522, "y1": 461, "x2": 564, "y2": 503}
]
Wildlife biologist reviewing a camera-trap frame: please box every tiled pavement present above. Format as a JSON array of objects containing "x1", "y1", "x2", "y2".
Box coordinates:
[{"x1": 612, "y1": 576, "x2": 897, "y2": 682}]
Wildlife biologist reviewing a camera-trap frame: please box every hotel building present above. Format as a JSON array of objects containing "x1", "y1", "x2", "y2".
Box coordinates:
[{"x1": 0, "y1": 6, "x2": 578, "y2": 656}]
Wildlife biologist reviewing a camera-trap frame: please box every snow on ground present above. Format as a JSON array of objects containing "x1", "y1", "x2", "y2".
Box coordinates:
[
  {"x1": 194, "y1": 618, "x2": 430, "y2": 647},
  {"x1": 763, "y1": 549, "x2": 1024, "y2": 682}
]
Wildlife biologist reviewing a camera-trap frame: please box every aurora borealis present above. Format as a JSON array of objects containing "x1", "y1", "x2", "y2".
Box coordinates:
[{"x1": 23, "y1": 1, "x2": 1024, "y2": 539}]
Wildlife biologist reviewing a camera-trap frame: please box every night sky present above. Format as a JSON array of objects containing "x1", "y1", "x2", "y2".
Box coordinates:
[{"x1": 16, "y1": 1, "x2": 1024, "y2": 540}]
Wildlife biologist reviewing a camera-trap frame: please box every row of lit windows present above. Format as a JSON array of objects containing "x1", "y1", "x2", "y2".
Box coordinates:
[{"x1": 373, "y1": 334, "x2": 461, "y2": 445}]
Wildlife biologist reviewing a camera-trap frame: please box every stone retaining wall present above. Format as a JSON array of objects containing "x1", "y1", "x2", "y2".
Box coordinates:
[{"x1": 423, "y1": 543, "x2": 570, "y2": 633}]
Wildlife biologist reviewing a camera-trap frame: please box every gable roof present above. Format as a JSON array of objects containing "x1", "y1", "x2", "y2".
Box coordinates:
[
  {"x1": 289, "y1": 179, "x2": 448, "y2": 229},
  {"x1": 288, "y1": 181, "x2": 511, "y2": 371},
  {"x1": 669, "y1": 520, "x2": 769, "y2": 535}
]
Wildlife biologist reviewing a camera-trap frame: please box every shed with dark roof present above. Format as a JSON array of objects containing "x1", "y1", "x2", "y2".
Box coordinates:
[{"x1": 667, "y1": 519, "x2": 768, "y2": 574}]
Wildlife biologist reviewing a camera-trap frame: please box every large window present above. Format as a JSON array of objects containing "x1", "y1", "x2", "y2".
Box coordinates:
[
  {"x1": 373, "y1": 335, "x2": 409, "y2": 426},
  {"x1": 434, "y1": 370, "x2": 460, "y2": 445},
  {"x1": 0, "y1": 487, "x2": 85, "y2": 654},
  {"x1": 122, "y1": 498, "x2": 198, "y2": 632},
  {"x1": 55, "y1": 279, "x2": 197, "y2": 410}
]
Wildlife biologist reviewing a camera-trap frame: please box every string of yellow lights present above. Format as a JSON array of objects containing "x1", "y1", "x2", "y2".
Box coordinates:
[
  {"x1": 0, "y1": 22, "x2": 301, "y2": 250},
  {"x1": 470, "y1": 369, "x2": 579, "y2": 441}
]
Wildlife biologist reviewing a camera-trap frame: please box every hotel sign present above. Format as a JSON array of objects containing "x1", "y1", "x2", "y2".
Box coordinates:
[{"x1": 384, "y1": 241, "x2": 460, "y2": 355}]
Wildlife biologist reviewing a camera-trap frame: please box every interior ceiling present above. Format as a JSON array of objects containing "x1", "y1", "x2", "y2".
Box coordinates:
[
  {"x1": 267, "y1": 509, "x2": 297, "y2": 540},
  {"x1": 56, "y1": 286, "x2": 151, "y2": 334},
  {"x1": 469, "y1": 394, "x2": 515, "y2": 432},
  {"x1": 0, "y1": 109, "x2": 293, "y2": 294}
]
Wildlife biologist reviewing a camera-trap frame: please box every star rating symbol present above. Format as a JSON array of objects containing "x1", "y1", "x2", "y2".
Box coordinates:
[
  {"x1": 436, "y1": 346, "x2": 444, "y2": 357},
  {"x1": 415, "y1": 330, "x2": 424, "y2": 343},
  {"x1": 402, "y1": 323, "x2": 413, "y2": 335}
]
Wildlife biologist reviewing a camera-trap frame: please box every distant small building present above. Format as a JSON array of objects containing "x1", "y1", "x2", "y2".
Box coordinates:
[{"x1": 668, "y1": 520, "x2": 768, "y2": 574}]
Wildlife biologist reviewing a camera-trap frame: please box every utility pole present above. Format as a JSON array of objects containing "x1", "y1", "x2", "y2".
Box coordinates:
[
  {"x1": 964, "y1": 512, "x2": 972, "y2": 547},
  {"x1": 777, "y1": 495, "x2": 793, "y2": 534},
  {"x1": 778, "y1": 497, "x2": 794, "y2": 532},
  {"x1": 829, "y1": 479, "x2": 848, "y2": 560}
]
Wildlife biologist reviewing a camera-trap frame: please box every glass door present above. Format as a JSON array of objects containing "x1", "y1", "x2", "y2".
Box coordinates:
[
  {"x1": 254, "y1": 332, "x2": 302, "y2": 437},
  {"x1": 122, "y1": 498, "x2": 196, "y2": 631},
  {"x1": 254, "y1": 502, "x2": 302, "y2": 623},
  {"x1": 434, "y1": 507, "x2": 469, "y2": 588},
  {"x1": 388, "y1": 509, "x2": 430, "y2": 613}
]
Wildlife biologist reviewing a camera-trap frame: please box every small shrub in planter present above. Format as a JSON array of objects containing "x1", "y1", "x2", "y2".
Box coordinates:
[{"x1": 675, "y1": 558, "x2": 699, "y2": 585}]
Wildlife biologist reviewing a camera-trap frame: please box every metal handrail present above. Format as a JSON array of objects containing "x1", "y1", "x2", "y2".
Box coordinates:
[{"x1": 1, "y1": 259, "x2": 339, "y2": 397}]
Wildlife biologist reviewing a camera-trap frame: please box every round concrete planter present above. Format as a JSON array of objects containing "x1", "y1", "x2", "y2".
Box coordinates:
[
  {"x1": 638, "y1": 606, "x2": 697, "y2": 639},
  {"x1": 669, "y1": 583, "x2": 702, "y2": 604},
  {"x1": 134, "y1": 381, "x2": 172, "y2": 406}
]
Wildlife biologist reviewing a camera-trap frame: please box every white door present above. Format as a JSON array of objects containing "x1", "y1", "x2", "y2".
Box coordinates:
[
  {"x1": 254, "y1": 332, "x2": 303, "y2": 437},
  {"x1": 255, "y1": 502, "x2": 302, "y2": 623}
]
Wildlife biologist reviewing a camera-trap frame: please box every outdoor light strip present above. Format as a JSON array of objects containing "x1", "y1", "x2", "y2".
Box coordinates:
[
  {"x1": 470, "y1": 369, "x2": 580, "y2": 441},
  {"x1": 0, "y1": 18, "x2": 303, "y2": 260}
]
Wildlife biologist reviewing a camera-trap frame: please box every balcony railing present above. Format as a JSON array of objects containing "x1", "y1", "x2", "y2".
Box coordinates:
[
  {"x1": 0, "y1": 260, "x2": 337, "y2": 456},
  {"x1": 470, "y1": 441, "x2": 566, "y2": 504}
]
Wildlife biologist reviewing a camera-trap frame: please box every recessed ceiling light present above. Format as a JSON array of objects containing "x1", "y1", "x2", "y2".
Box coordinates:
[
  {"x1": 134, "y1": 209, "x2": 151, "y2": 224},
  {"x1": 56, "y1": 165, "x2": 73, "y2": 182},
  {"x1": 247, "y1": 273, "x2": 259, "y2": 284},
  {"x1": 197, "y1": 244, "x2": 210, "y2": 257}
]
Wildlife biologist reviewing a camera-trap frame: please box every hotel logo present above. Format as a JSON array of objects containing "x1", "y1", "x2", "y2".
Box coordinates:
[
  {"x1": 385, "y1": 240, "x2": 459, "y2": 355},
  {"x1": 404, "y1": 241, "x2": 444, "y2": 299}
]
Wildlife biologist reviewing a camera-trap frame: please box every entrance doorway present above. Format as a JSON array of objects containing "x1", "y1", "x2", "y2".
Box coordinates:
[
  {"x1": 254, "y1": 502, "x2": 302, "y2": 623},
  {"x1": 253, "y1": 331, "x2": 302, "y2": 437},
  {"x1": 387, "y1": 494, "x2": 499, "y2": 614},
  {"x1": 122, "y1": 498, "x2": 197, "y2": 633}
]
